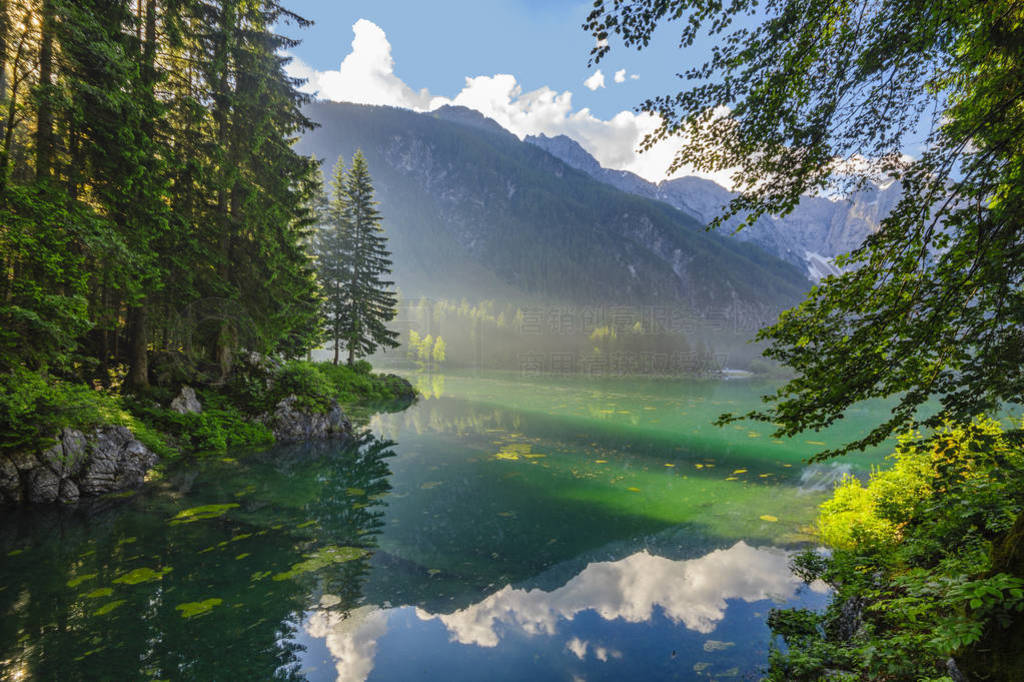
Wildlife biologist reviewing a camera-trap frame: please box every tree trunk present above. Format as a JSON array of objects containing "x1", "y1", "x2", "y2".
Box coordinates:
[
  {"x1": 0, "y1": 0, "x2": 8, "y2": 100},
  {"x1": 126, "y1": 305, "x2": 149, "y2": 390},
  {"x1": 125, "y1": 0, "x2": 159, "y2": 391},
  {"x1": 35, "y1": 0, "x2": 55, "y2": 181}
]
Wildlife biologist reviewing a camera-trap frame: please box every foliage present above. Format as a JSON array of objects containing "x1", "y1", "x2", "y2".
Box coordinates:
[
  {"x1": 768, "y1": 417, "x2": 1024, "y2": 680},
  {"x1": 1, "y1": 0, "x2": 321, "y2": 386},
  {"x1": 586, "y1": 0, "x2": 1024, "y2": 459},
  {"x1": 314, "y1": 150, "x2": 399, "y2": 366},
  {"x1": 123, "y1": 389, "x2": 273, "y2": 455},
  {"x1": 0, "y1": 368, "x2": 171, "y2": 457}
]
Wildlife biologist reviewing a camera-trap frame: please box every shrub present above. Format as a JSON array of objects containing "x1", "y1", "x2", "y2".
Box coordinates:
[
  {"x1": 0, "y1": 368, "x2": 172, "y2": 457},
  {"x1": 771, "y1": 416, "x2": 1024, "y2": 681}
]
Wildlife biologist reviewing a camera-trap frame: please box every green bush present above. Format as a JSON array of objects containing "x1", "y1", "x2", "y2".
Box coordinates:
[
  {"x1": 770, "y1": 417, "x2": 1024, "y2": 681},
  {"x1": 0, "y1": 368, "x2": 172, "y2": 457},
  {"x1": 123, "y1": 388, "x2": 273, "y2": 455}
]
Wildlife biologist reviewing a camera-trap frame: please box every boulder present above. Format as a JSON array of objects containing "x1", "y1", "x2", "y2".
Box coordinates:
[
  {"x1": 78, "y1": 427, "x2": 156, "y2": 496},
  {"x1": 9, "y1": 450, "x2": 39, "y2": 472},
  {"x1": 40, "y1": 428, "x2": 88, "y2": 478},
  {"x1": 2, "y1": 426, "x2": 158, "y2": 506},
  {"x1": 0, "y1": 456, "x2": 22, "y2": 505},
  {"x1": 59, "y1": 478, "x2": 80, "y2": 504},
  {"x1": 266, "y1": 396, "x2": 351, "y2": 443},
  {"x1": 26, "y1": 467, "x2": 61, "y2": 504},
  {"x1": 170, "y1": 385, "x2": 203, "y2": 414}
]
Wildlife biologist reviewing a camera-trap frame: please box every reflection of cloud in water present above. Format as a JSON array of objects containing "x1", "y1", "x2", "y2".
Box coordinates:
[
  {"x1": 566, "y1": 637, "x2": 622, "y2": 662},
  {"x1": 416, "y1": 541, "x2": 808, "y2": 647},
  {"x1": 305, "y1": 605, "x2": 388, "y2": 682}
]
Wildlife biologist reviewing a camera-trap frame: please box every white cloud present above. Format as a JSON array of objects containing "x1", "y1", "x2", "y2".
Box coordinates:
[
  {"x1": 566, "y1": 637, "x2": 588, "y2": 659},
  {"x1": 630, "y1": 74, "x2": 640, "y2": 80},
  {"x1": 285, "y1": 19, "x2": 733, "y2": 185},
  {"x1": 305, "y1": 605, "x2": 389, "y2": 682},
  {"x1": 414, "y1": 542, "x2": 811, "y2": 648},
  {"x1": 614, "y1": 69, "x2": 626, "y2": 83},
  {"x1": 583, "y1": 70, "x2": 606, "y2": 91}
]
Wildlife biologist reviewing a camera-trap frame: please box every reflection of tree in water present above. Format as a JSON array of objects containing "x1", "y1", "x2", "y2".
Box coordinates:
[{"x1": 0, "y1": 432, "x2": 397, "y2": 680}]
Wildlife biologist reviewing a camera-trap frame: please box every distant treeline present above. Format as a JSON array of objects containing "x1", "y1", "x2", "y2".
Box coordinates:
[
  {"x1": 384, "y1": 298, "x2": 770, "y2": 376},
  {"x1": 1, "y1": 1, "x2": 321, "y2": 387}
]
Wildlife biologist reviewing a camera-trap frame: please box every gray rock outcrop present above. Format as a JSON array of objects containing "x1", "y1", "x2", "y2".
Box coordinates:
[
  {"x1": 169, "y1": 385, "x2": 203, "y2": 414},
  {"x1": 263, "y1": 396, "x2": 352, "y2": 443},
  {"x1": 0, "y1": 426, "x2": 158, "y2": 506}
]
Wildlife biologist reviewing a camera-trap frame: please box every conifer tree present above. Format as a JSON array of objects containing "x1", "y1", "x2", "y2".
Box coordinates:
[
  {"x1": 315, "y1": 158, "x2": 350, "y2": 365},
  {"x1": 317, "y1": 151, "x2": 399, "y2": 365}
]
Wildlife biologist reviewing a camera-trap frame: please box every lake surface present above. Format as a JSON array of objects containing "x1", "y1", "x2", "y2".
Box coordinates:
[{"x1": 0, "y1": 371, "x2": 892, "y2": 681}]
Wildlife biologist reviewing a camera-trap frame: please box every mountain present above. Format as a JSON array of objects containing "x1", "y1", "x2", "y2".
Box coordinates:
[
  {"x1": 295, "y1": 102, "x2": 811, "y2": 326},
  {"x1": 526, "y1": 133, "x2": 902, "y2": 281}
]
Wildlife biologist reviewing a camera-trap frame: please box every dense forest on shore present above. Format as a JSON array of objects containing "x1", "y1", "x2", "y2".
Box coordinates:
[
  {"x1": 1, "y1": 0, "x2": 320, "y2": 384},
  {"x1": 0, "y1": 1, "x2": 411, "y2": 463}
]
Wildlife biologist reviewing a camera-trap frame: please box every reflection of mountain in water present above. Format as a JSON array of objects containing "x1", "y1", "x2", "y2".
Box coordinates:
[{"x1": 301, "y1": 541, "x2": 827, "y2": 681}]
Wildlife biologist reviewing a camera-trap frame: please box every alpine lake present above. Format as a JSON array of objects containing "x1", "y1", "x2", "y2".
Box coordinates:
[{"x1": 0, "y1": 370, "x2": 894, "y2": 681}]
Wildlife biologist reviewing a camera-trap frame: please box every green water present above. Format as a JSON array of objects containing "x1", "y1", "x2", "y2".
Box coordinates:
[{"x1": 0, "y1": 371, "x2": 892, "y2": 681}]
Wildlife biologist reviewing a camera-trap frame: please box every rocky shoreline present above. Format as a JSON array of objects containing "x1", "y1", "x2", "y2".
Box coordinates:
[
  {"x1": 0, "y1": 426, "x2": 158, "y2": 506},
  {"x1": 0, "y1": 393, "x2": 365, "y2": 508}
]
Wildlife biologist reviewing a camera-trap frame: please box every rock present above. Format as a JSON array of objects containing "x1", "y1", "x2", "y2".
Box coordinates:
[
  {"x1": 266, "y1": 396, "x2": 351, "y2": 442},
  {"x1": 327, "y1": 403, "x2": 351, "y2": 435},
  {"x1": 9, "y1": 450, "x2": 39, "y2": 472},
  {"x1": 77, "y1": 427, "x2": 157, "y2": 496},
  {"x1": 40, "y1": 428, "x2": 89, "y2": 478},
  {"x1": 170, "y1": 385, "x2": 202, "y2": 414},
  {"x1": 26, "y1": 467, "x2": 61, "y2": 504},
  {"x1": 2, "y1": 426, "x2": 158, "y2": 506},
  {"x1": 0, "y1": 456, "x2": 22, "y2": 505},
  {"x1": 59, "y1": 478, "x2": 80, "y2": 504}
]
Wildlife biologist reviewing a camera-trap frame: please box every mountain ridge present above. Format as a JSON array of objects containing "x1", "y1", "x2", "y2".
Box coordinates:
[
  {"x1": 296, "y1": 102, "x2": 811, "y2": 328},
  {"x1": 525, "y1": 132, "x2": 900, "y2": 280}
]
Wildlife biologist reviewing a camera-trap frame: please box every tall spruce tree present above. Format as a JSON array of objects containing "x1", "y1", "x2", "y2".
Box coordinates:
[
  {"x1": 318, "y1": 151, "x2": 399, "y2": 365},
  {"x1": 342, "y1": 151, "x2": 399, "y2": 364},
  {"x1": 315, "y1": 157, "x2": 350, "y2": 365}
]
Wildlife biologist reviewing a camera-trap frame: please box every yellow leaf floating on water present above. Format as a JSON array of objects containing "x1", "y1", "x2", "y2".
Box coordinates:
[
  {"x1": 428, "y1": 569, "x2": 441, "y2": 576},
  {"x1": 273, "y1": 546, "x2": 369, "y2": 582},
  {"x1": 664, "y1": 463, "x2": 675, "y2": 467},
  {"x1": 760, "y1": 473, "x2": 773, "y2": 478},
  {"x1": 113, "y1": 567, "x2": 172, "y2": 585},
  {"x1": 694, "y1": 463, "x2": 704, "y2": 469},
  {"x1": 595, "y1": 459, "x2": 607, "y2": 464},
  {"x1": 627, "y1": 487, "x2": 641, "y2": 493},
  {"x1": 807, "y1": 440, "x2": 827, "y2": 446},
  {"x1": 760, "y1": 515, "x2": 779, "y2": 522},
  {"x1": 523, "y1": 453, "x2": 546, "y2": 459},
  {"x1": 175, "y1": 598, "x2": 223, "y2": 619},
  {"x1": 495, "y1": 452, "x2": 519, "y2": 461},
  {"x1": 93, "y1": 600, "x2": 126, "y2": 616},
  {"x1": 67, "y1": 573, "x2": 97, "y2": 588},
  {"x1": 169, "y1": 503, "x2": 239, "y2": 525},
  {"x1": 725, "y1": 476, "x2": 738, "y2": 481}
]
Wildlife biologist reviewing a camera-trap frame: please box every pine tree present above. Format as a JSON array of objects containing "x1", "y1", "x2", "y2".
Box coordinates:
[
  {"x1": 315, "y1": 157, "x2": 350, "y2": 365},
  {"x1": 323, "y1": 150, "x2": 399, "y2": 365}
]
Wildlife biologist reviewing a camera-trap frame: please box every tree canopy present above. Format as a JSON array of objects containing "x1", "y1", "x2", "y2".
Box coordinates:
[
  {"x1": 0, "y1": 0, "x2": 322, "y2": 387},
  {"x1": 587, "y1": 0, "x2": 1024, "y2": 458}
]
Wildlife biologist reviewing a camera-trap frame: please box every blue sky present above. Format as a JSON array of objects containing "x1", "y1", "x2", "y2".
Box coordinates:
[
  {"x1": 278, "y1": 1, "x2": 928, "y2": 185},
  {"x1": 279, "y1": 0, "x2": 732, "y2": 184},
  {"x1": 280, "y1": 0, "x2": 695, "y2": 120}
]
